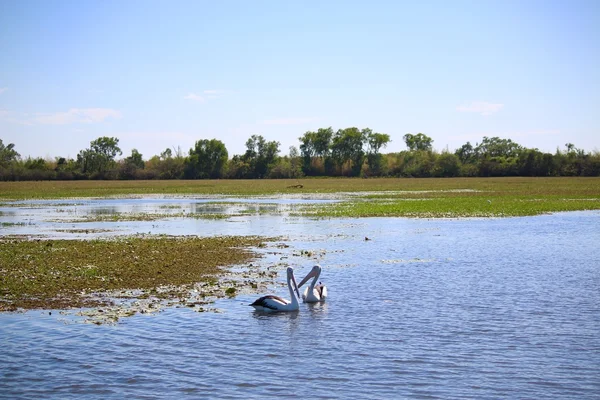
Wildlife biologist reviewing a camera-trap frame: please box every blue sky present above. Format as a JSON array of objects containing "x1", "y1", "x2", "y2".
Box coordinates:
[{"x1": 1, "y1": 0, "x2": 598, "y2": 160}]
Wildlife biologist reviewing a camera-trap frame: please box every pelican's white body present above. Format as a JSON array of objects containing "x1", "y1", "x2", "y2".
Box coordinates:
[
  {"x1": 298, "y1": 265, "x2": 328, "y2": 303},
  {"x1": 249, "y1": 267, "x2": 300, "y2": 312}
]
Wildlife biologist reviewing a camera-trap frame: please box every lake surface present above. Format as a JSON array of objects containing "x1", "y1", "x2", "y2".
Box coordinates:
[{"x1": 1, "y1": 198, "x2": 599, "y2": 399}]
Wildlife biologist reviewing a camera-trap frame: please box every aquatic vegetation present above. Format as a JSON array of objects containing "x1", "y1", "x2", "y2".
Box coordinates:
[
  {"x1": 1, "y1": 177, "x2": 599, "y2": 218},
  {"x1": 0, "y1": 236, "x2": 277, "y2": 312},
  {"x1": 301, "y1": 194, "x2": 600, "y2": 218},
  {"x1": 56, "y1": 211, "x2": 239, "y2": 223}
]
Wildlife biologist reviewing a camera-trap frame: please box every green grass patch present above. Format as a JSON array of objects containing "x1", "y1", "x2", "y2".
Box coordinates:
[
  {"x1": 0, "y1": 236, "x2": 273, "y2": 311},
  {"x1": 303, "y1": 195, "x2": 600, "y2": 218},
  {"x1": 1, "y1": 177, "x2": 599, "y2": 218}
]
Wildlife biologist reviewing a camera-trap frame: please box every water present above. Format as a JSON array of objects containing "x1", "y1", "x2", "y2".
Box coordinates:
[{"x1": 1, "y1": 199, "x2": 599, "y2": 399}]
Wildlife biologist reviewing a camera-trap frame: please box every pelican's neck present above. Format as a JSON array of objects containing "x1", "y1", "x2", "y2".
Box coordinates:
[
  {"x1": 309, "y1": 268, "x2": 321, "y2": 291},
  {"x1": 288, "y1": 273, "x2": 299, "y2": 307}
]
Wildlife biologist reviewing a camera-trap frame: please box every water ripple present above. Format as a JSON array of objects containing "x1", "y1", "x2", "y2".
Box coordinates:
[{"x1": 2, "y1": 212, "x2": 600, "y2": 399}]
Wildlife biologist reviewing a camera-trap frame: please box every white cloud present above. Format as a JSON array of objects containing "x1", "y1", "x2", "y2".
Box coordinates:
[
  {"x1": 34, "y1": 108, "x2": 121, "y2": 125},
  {"x1": 0, "y1": 109, "x2": 34, "y2": 126},
  {"x1": 456, "y1": 101, "x2": 504, "y2": 116},
  {"x1": 0, "y1": 87, "x2": 7, "y2": 94},
  {"x1": 185, "y1": 89, "x2": 231, "y2": 101},
  {"x1": 184, "y1": 93, "x2": 205, "y2": 102},
  {"x1": 262, "y1": 117, "x2": 319, "y2": 125}
]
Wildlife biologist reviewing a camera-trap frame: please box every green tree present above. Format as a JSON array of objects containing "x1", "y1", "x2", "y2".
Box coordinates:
[
  {"x1": 118, "y1": 149, "x2": 145, "y2": 179},
  {"x1": 403, "y1": 133, "x2": 433, "y2": 152},
  {"x1": 0, "y1": 139, "x2": 20, "y2": 167},
  {"x1": 77, "y1": 136, "x2": 122, "y2": 176},
  {"x1": 125, "y1": 149, "x2": 145, "y2": 169},
  {"x1": 455, "y1": 142, "x2": 476, "y2": 164},
  {"x1": 330, "y1": 127, "x2": 365, "y2": 176},
  {"x1": 365, "y1": 130, "x2": 391, "y2": 176},
  {"x1": 433, "y1": 152, "x2": 460, "y2": 177},
  {"x1": 184, "y1": 139, "x2": 229, "y2": 179},
  {"x1": 400, "y1": 150, "x2": 435, "y2": 177},
  {"x1": 474, "y1": 136, "x2": 523, "y2": 158},
  {"x1": 242, "y1": 135, "x2": 280, "y2": 178},
  {"x1": 288, "y1": 146, "x2": 303, "y2": 178},
  {"x1": 268, "y1": 147, "x2": 304, "y2": 179},
  {"x1": 24, "y1": 157, "x2": 48, "y2": 170},
  {"x1": 298, "y1": 127, "x2": 333, "y2": 175},
  {"x1": 160, "y1": 148, "x2": 172, "y2": 160}
]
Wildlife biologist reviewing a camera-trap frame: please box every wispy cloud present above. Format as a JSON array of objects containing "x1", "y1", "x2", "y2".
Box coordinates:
[
  {"x1": 184, "y1": 89, "x2": 228, "y2": 102},
  {"x1": 184, "y1": 93, "x2": 205, "y2": 102},
  {"x1": 0, "y1": 87, "x2": 7, "y2": 94},
  {"x1": 203, "y1": 89, "x2": 222, "y2": 95},
  {"x1": 34, "y1": 108, "x2": 121, "y2": 125},
  {"x1": 456, "y1": 101, "x2": 504, "y2": 116},
  {"x1": 0, "y1": 109, "x2": 34, "y2": 126},
  {"x1": 262, "y1": 117, "x2": 319, "y2": 125}
]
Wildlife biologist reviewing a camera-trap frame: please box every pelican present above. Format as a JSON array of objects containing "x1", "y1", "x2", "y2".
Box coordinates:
[
  {"x1": 249, "y1": 267, "x2": 301, "y2": 312},
  {"x1": 297, "y1": 265, "x2": 327, "y2": 303}
]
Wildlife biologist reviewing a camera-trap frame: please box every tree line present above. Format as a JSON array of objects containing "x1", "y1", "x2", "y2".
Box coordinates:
[{"x1": 1, "y1": 129, "x2": 599, "y2": 181}]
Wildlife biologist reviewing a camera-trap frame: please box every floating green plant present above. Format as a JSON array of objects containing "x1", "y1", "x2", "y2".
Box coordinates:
[{"x1": 0, "y1": 235, "x2": 277, "y2": 312}]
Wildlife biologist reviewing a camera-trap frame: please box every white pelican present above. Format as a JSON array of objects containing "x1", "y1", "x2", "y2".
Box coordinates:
[
  {"x1": 297, "y1": 265, "x2": 327, "y2": 303},
  {"x1": 249, "y1": 267, "x2": 301, "y2": 312}
]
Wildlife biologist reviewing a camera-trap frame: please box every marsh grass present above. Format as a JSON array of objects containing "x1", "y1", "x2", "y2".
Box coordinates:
[
  {"x1": 1, "y1": 177, "x2": 599, "y2": 218},
  {"x1": 0, "y1": 236, "x2": 273, "y2": 311},
  {"x1": 303, "y1": 195, "x2": 600, "y2": 218}
]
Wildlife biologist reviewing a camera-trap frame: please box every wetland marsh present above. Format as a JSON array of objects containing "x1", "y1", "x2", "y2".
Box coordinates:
[{"x1": 1, "y1": 178, "x2": 599, "y2": 399}]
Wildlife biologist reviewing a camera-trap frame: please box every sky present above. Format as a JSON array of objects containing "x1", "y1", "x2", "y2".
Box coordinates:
[{"x1": 1, "y1": 0, "x2": 598, "y2": 160}]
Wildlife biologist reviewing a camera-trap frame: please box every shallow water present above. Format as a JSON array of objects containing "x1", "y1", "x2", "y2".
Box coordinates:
[{"x1": 1, "y1": 199, "x2": 599, "y2": 399}]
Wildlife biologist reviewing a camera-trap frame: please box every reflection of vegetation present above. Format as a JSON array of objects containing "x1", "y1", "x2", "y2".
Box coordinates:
[
  {"x1": 59, "y1": 211, "x2": 239, "y2": 222},
  {"x1": 0, "y1": 236, "x2": 274, "y2": 311}
]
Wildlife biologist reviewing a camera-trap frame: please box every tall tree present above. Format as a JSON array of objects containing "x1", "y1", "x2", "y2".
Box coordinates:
[
  {"x1": 455, "y1": 142, "x2": 476, "y2": 164},
  {"x1": 288, "y1": 146, "x2": 302, "y2": 178},
  {"x1": 77, "y1": 136, "x2": 122, "y2": 175},
  {"x1": 403, "y1": 133, "x2": 433, "y2": 152},
  {"x1": 184, "y1": 139, "x2": 229, "y2": 179},
  {"x1": 0, "y1": 139, "x2": 20, "y2": 167},
  {"x1": 242, "y1": 135, "x2": 280, "y2": 178},
  {"x1": 474, "y1": 136, "x2": 523, "y2": 158},
  {"x1": 299, "y1": 127, "x2": 333, "y2": 175},
  {"x1": 125, "y1": 149, "x2": 145, "y2": 169},
  {"x1": 365, "y1": 130, "x2": 391, "y2": 175},
  {"x1": 330, "y1": 127, "x2": 365, "y2": 176}
]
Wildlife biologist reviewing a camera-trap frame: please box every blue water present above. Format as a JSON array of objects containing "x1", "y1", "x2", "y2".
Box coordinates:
[{"x1": 1, "y1": 199, "x2": 599, "y2": 399}]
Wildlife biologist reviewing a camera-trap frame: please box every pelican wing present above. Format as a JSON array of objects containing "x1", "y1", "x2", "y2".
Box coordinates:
[{"x1": 249, "y1": 295, "x2": 289, "y2": 310}]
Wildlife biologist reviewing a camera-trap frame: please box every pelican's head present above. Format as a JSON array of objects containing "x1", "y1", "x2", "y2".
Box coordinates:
[{"x1": 297, "y1": 265, "x2": 322, "y2": 288}]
